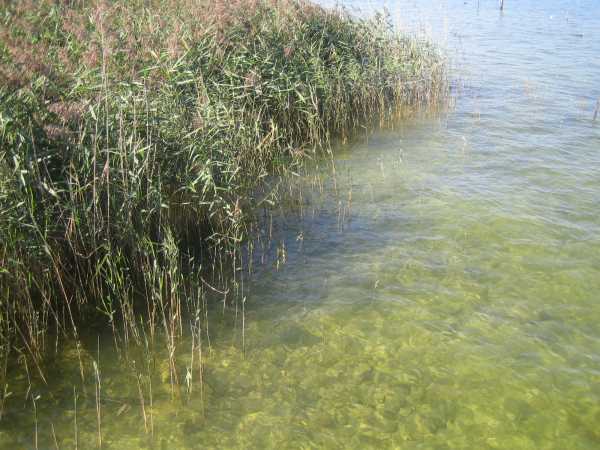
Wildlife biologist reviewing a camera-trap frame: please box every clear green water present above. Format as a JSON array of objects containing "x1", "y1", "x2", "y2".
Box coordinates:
[{"x1": 3, "y1": 0, "x2": 600, "y2": 448}]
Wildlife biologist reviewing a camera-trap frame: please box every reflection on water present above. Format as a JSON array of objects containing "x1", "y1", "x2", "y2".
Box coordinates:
[{"x1": 2, "y1": 0, "x2": 600, "y2": 448}]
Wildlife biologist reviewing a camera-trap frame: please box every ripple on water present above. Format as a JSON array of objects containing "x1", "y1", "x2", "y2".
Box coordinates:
[{"x1": 3, "y1": 0, "x2": 600, "y2": 448}]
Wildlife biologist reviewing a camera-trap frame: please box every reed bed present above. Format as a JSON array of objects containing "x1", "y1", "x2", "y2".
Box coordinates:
[{"x1": 0, "y1": 0, "x2": 445, "y2": 393}]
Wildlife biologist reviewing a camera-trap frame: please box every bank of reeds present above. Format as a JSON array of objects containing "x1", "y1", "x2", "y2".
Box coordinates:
[{"x1": 0, "y1": 0, "x2": 445, "y2": 373}]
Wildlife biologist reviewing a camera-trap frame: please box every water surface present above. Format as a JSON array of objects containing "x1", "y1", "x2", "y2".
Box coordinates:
[{"x1": 2, "y1": 0, "x2": 600, "y2": 448}]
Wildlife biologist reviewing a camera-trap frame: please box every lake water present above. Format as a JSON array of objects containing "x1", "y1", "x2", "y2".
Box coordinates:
[{"x1": 2, "y1": 0, "x2": 600, "y2": 448}]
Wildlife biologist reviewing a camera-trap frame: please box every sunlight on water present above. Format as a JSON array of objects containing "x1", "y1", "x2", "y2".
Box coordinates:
[{"x1": 2, "y1": 0, "x2": 600, "y2": 448}]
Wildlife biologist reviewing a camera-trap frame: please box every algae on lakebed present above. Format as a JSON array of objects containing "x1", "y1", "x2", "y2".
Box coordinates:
[{"x1": 4, "y1": 169, "x2": 598, "y2": 448}]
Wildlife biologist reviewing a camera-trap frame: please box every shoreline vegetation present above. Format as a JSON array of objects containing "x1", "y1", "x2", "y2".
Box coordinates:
[{"x1": 0, "y1": 0, "x2": 445, "y2": 422}]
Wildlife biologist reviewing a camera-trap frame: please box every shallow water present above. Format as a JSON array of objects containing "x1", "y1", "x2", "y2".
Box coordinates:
[{"x1": 2, "y1": 0, "x2": 600, "y2": 448}]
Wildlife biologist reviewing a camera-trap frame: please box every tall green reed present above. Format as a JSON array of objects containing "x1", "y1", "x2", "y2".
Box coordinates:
[{"x1": 0, "y1": 0, "x2": 446, "y2": 390}]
